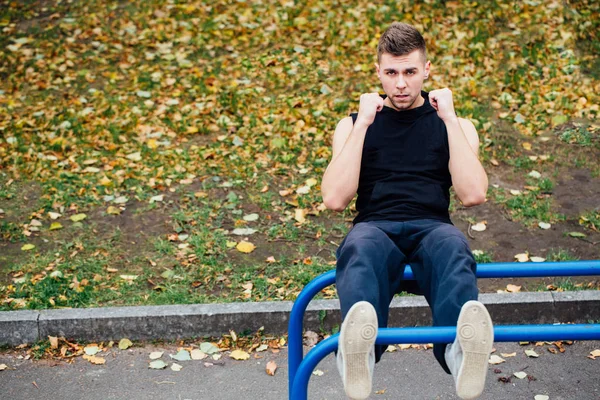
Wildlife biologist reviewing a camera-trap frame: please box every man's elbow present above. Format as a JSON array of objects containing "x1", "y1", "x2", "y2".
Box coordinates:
[
  {"x1": 322, "y1": 194, "x2": 348, "y2": 212},
  {"x1": 461, "y1": 191, "x2": 487, "y2": 207}
]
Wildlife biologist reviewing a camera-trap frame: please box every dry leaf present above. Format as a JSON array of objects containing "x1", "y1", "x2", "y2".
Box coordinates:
[
  {"x1": 118, "y1": 338, "x2": 133, "y2": 350},
  {"x1": 500, "y1": 352, "x2": 516, "y2": 358},
  {"x1": 538, "y1": 222, "x2": 551, "y2": 230},
  {"x1": 588, "y1": 349, "x2": 600, "y2": 360},
  {"x1": 312, "y1": 369, "x2": 324, "y2": 376},
  {"x1": 0, "y1": 364, "x2": 7, "y2": 371},
  {"x1": 49, "y1": 336, "x2": 59, "y2": 349},
  {"x1": 171, "y1": 363, "x2": 182, "y2": 371},
  {"x1": 230, "y1": 350, "x2": 250, "y2": 360},
  {"x1": 236, "y1": 241, "x2": 256, "y2": 253},
  {"x1": 530, "y1": 256, "x2": 546, "y2": 263},
  {"x1": 488, "y1": 355, "x2": 506, "y2": 365},
  {"x1": 525, "y1": 349, "x2": 540, "y2": 358},
  {"x1": 534, "y1": 396, "x2": 549, "y2": 400},
  {"x1": 506, "y1": 284, "x2": 521, "y2": 293},
  {"x1": 471, "y1": 222, "x2": 487, "y2": 232},
  {"x1": 514, "y1": 253, "x2": 529, "y2": 262},
  {"x1": 266, "y1": 360, "x2": 277, "y2": 376},
  {"x1": 149, "y1": 351, "x2": 163, "y2": 360},
  {"x1": 513, "y1": 371, "x2": 527, "y2": 379},
  {"x1": 191, "y1": 349, "x2": 207, "y2": 360},
  {"x1": 294, "y1": 208, "x2": 307, "y2": 223},
  {"x1": 83, "y1": 354, "x2": 106, "y2": 365}
]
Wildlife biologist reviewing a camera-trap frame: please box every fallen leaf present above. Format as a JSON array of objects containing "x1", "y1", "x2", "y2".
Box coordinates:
[
  {"x1": 538, "y1": 222, "x2": 551, "y2": 230},
  {"x1": 488, "y1": 355, "x2": 506, "y2": 365},
  {"x1": 266, "y1": 256, "x2": 276, "y2": 263},
  {"x1": 118, "y1": 338, "x2": 133, "y2": 350},
  {"x1": 530, "y1": 256, "x2": 546, "y2": 263},
  {"x1": 514, "y1": 253, "x2": 529, "y2": 262},
  {"x1": 150, "y1": 194, "x2": 164, "y2": 203},
  {"x1": 510, "y1": 189, "x2": 522, "y2": 196},
  {"x1": 375, "y1": 389, "x2": 387, "y2": 395},
  {"x1": 588, "y1": 349, "x2": 600, "y2": 360},
  {"x1": 312, "y1": 369, "x2": 324, "y2": 376},
  {"x1": 149, "y1": 351, "x2": 164, "y2": 360},
  {"x1": 191, "y1": 349, "x2": 207, "y2": 360},
  {"x1": 525, "y1": 349, "x2": 540, "y2": 358},
  {"x1": 386, "y1": 345, "x2": 397, "y2": 352},
  {"x1": 471, "y1": 222, "x2": 487, "y2": 232},
  {"x1": 149, "y1": 360, "x2": 167, "y2": 369},
  {"x1": 500, "y1": 352, "x2": 517, "y2": 358},
  {"x1": 170, "y1": 350, "x2": 191, "y2": 361},
  {"x1": 232, "y1": 228, "x2": 258, "y2": 236},
  {"x1": 21, "y1": 244, "x2": 35, "y2": 251},
  {"x1": 106, "y1": 206, "x2": 121, "y2": 215},
  {"x1": 0, "y1": 364, "x2": 7, "y2": 371},
  {"x1": 48, "y1": 212, "x2": 62, "y2": 219},
  {"x1": 266, "y1": 360, "x2": 277, "y2": 376},
  {"x1": 528, "y1": 170, "x2": 542, "y2": 179},
  {"x1": 243, "y1": 213, "x2": 259, "y2": 222},
  {"x1": 294, "y1": 208, "x2": 307, "y2": 223},
  {"x1": 171, "y1": 363, "x2": 182, "y2": 371},
  {"x1": 83, "y1": 355, "x2": 106, "y2": 365},
  {"x1": 70, "y1": 213, "x2": 87, "y2": 222},
  {"x1": 49, "y1": 222, "x2": 63, "y2": 230},
  {"x1": 568, "y1": 232, "x2": 586, "y2": 238},
  {"x1": 522, "y1": 142, "x2": 532, "y2": 150},
  {"x1": 506, "y1": 284, "x2": 521, "y2": 293},
  {"x1": 49, "y1": 336, "x2": 59, "y2": 349},
  {"x1": 534, "y1": 396, "x2": 549, "y2": 400},
  {"x1": 230, "y1": 349, "x2": 250, "y2": 360},
  {"x1": 236, "y1": 241, "x2": 256, "y2": 253},
  {"x1": 84, "y1": 345, "x2": 100, "y2": 356},
  {"x1": 199, "y1": 342, "x2": 219, "y2": 355},
  {"x1": 513, "y1": 371, "x2": 527, "y2": 379}
]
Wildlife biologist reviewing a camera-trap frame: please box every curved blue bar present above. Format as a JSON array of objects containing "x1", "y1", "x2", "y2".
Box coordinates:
[
  {"x1": 291, "y1": 324, "x2": 600, "y2": 400},
  {"x1": 288, "y1": 270, "x2": 336, "y2": 396},
  {"x1": 287, "y1": 261, "x2": 600, "y2": 397}
]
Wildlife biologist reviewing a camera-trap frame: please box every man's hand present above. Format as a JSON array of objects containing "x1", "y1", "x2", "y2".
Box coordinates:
[
  {"x1": 429, "y1": 88, "x2": 457, "y2": 122},
  {"x1": 356, "y1": 93, "x2": 384, "y2": 127}
]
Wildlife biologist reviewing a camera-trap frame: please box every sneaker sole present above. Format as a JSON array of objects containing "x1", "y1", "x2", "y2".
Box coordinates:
[
  {"x1": 340, "y1": 301, "x2": 378, "y2": 400},
  {"x1": 455, "y1": 301, "x2": 494, "y2": 400}
]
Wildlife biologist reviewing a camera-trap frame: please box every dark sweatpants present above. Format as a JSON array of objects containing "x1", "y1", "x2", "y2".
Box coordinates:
[{"x1": 335, "y1": 219, "x2": 479, "y2": 374}]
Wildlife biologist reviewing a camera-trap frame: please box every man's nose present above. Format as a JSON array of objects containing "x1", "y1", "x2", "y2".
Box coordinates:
[{"x1": 395, "y1": 75, "x2": 407, "y2": 89}]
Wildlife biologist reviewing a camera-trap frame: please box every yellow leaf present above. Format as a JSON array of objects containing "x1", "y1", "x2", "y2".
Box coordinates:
[
  {"x1": 118, "y1": 338, "x2": 133, "y2": 350},
  {"x1": 500, "y1": 352, "x2": 517, "y2": 358},
  {"x1": 49, "y1": 222, "x2": 63, "y2": 231},
  {"x1": 83, "y1": 354, "x2": 106, "y2": 365},
  {"x1": 506, "y1": 284, "x2": 521, "y2": 293},
  {"x1": 186, "y1": 126, "x2": 199, "y2": 134},
  {"x1": 107, "y1": 206, "x2": 121, "y2": 215},
  {"x1": 21, "y1": 244, "x2": 35, "y2": 251},
  {"x1": 522, "y1": 142, "x2": 532, "y2": 150},
  {"x1": 230, "y1": 349, "x2": 250, "y2": 360},
  {"x1": 294, "y1": 208, "x2": 307, "y2": 223},
  {"x1": 266, "y1": 360, "x2": 277, "y2": 376},
  {"x1": 305, "y1": 178, "x2": 318, "y2": 187},
  {"x1": 488, "y1": 355, "x2": 505, "y2": 365},
  {"x1": 70, "y1": 213, "x2": 87, "y2": 222},
  {"x1": 236, "y1": 241, "x2": 256, "y2": 253}
]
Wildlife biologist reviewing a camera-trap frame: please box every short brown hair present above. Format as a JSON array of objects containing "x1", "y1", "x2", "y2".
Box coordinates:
[{"x1": 377, "y1": 22, "x2": 426, "y2": 62}]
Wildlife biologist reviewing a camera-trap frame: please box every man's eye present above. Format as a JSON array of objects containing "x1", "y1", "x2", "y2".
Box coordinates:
[{"x1": 387, "y1": 71, "x2": 396, "y2": 75}]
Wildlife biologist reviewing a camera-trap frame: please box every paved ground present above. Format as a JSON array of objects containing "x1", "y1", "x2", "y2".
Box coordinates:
[{"x1": 0, "y1": 341, "x2": 599, "y2": 400}]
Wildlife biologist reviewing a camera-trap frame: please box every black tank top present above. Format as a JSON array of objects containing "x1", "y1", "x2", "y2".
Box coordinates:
[{"x1": 351, "y1": 91, "x2": 452, "y2": 224}]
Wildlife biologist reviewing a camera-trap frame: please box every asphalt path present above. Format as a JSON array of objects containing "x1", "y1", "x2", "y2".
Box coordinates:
[{"x1": 0, "y1": 341, "x2": 599, "y2": 400}]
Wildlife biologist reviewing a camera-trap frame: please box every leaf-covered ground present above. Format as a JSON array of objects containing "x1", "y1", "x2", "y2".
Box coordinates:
[{"x1": 0, "y1": 0, "x2": 599, "y2": 310}]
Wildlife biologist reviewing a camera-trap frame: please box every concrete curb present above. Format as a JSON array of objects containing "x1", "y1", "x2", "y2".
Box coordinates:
[{"x1": 1, "y1": 291, "x2": 599, "y2": 346}]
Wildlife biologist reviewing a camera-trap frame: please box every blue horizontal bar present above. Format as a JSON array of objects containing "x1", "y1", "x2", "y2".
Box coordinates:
[{"x1": 291, "y1": 324, "x2": 600, "y2": 400}]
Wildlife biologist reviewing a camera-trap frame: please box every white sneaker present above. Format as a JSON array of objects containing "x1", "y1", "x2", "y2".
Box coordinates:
[
  {"x1": 337, "y1": 301, "x2": 377, "y2": 400},
  {"x1": 445, "y1": 300, "x2": 494, "y2": 400}
]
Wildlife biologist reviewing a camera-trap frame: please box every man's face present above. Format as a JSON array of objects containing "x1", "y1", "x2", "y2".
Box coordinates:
[{"x1": 376, "y1": 50, "x2": 430, "y2": 111}]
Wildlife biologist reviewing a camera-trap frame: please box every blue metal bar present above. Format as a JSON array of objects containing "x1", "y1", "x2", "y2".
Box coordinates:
[
  {"x1": 291, "y1": 324, "x2": 600, "y2": 400},
  {"x1": 287, "y1": 260, "x2": 600, "y2": 397},
  {"x1": 288, "y1": 270, "x2": 336, "y2": 396}
]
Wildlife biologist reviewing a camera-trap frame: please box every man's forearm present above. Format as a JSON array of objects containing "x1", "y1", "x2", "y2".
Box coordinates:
[
  {"x1": 445, "y1": 118, "x2": 488, "y2": 206},
  {"x1": 321, "y1": 122, "x2": 369, "y2": 211}
]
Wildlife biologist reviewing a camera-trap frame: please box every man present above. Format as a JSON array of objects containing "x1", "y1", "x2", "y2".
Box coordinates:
[{"x1": 321, "y1": 22, "x2": 493, "y2": 400}]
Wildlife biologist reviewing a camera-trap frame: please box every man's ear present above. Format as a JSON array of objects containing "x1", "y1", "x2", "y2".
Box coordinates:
[
  {"x1": 424, "y1": 60, "x2": 431, "y2": 79},
  {"x1": 375, "y1": 62, "x2": 380, "y2": 79}
]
